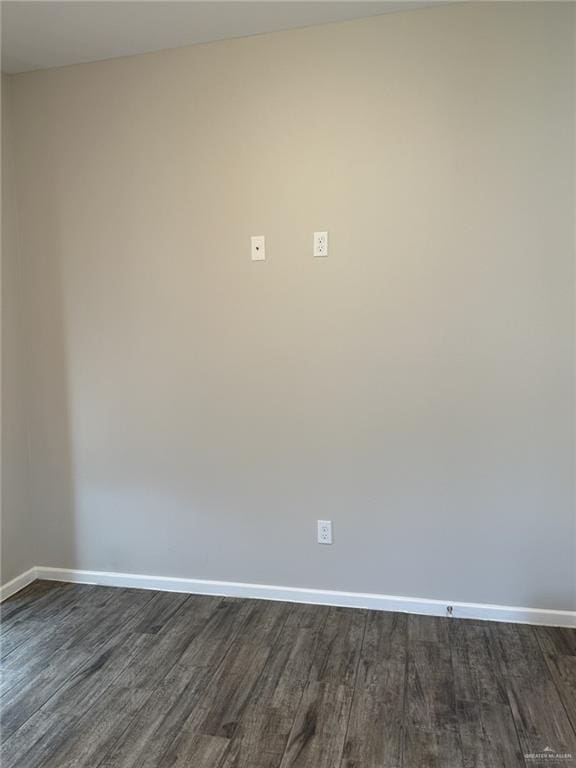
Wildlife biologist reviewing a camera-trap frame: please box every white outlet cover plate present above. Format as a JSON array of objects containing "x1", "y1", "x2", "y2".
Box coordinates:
[
  {"x1": 251, "y1": 235, "x2": 266, "y2": 261},
  {"x1": 317, "y1": 520, "x2": 333, "y2": 544},
  {"x1": 314, "y1": 231, "x2": 328, "y2": 257}
]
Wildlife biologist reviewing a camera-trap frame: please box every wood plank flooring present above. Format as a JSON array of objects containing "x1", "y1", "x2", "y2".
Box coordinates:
[{"x1": 1, "y1": 581, "x2": 575, "y2": 768}]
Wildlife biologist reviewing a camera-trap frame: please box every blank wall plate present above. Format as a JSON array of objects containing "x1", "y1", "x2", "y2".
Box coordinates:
[{"x1": 251, "y1": 235, "x2": 266, "y2": 261}]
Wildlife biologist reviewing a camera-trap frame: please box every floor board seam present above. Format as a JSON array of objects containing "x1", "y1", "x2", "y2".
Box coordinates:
[
  {"x1": 276, "y1": 608, "x2": 332, "y2": 768},
  {"x1": 399, "y1": 615, "x2": 411, "y2": 768},
  {"x1": 492, "y1": 624, "x2": 537, "y2": 768},
  {"x1": 336, "y1": 610, "x2": 368, "y2": 768},
  {"x1": 448, "y1": 617, "x2": 468, "y2": 768}
]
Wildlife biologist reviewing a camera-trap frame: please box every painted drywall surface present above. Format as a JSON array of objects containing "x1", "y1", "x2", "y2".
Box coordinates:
[
  {"x1": 9, "y1": 3, "x2": 575, "y2": 608},
  {"x1": 1, "y1": 75, "x2": 34, "y2": 582}
]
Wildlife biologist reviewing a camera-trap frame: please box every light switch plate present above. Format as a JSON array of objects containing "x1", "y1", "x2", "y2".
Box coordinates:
[{"x1": 251, "y1": 235, "x2": 266, "y2": 261}]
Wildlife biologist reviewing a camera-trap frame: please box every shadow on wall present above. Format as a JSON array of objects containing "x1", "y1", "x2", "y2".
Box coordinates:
[{"x1": 26, "y1": 194, "x2": 78, "y2": 574}]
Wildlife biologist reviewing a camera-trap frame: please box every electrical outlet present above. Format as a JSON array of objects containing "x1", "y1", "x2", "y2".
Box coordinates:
[
  {"x1": 317, "y1": 520, "x2": 333, "y2": 545},
  {"x1": 313, "y1": 231, "x2": 328, "y2": 257}
]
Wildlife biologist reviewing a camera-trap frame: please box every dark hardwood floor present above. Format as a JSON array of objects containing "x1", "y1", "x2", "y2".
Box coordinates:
[{"x1": 1, "y1": 580, "x2": 575, "y2": 768}]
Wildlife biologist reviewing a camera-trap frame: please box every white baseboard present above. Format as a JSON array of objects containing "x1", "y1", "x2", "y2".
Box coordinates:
[
  {"x1": 0, "y1": 567, "x2": 38, "y2": 602},
  {"x1": 12, "y1": 566, "x2": 570, "y2": 628}
]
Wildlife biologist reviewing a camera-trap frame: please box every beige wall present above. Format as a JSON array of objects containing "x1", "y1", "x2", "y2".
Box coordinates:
[
  {"x1": 1, "y1": 74, "x2": 34, "y2": 582},
  {"x1": 6, "y1": 2, "x2": 575, "y2": 609}
]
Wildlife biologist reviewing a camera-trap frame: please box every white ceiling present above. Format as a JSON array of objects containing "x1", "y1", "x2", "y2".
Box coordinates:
[{"x1": 2, "y1": 1, "x2": 441, "y2": 75}]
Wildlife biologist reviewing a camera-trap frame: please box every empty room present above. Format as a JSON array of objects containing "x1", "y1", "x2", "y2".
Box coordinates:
[{"x1": 1, "y1": 1, "x2": 575, "y2": 766}]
